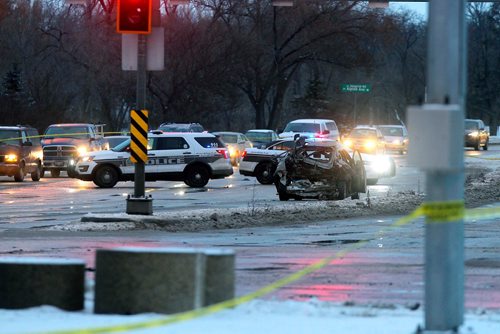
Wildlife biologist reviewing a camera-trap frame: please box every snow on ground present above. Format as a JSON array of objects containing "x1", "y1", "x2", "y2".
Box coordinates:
[
  {"x1": 48, "y1": 163, "x2": 500, "y2": 233},
  {"x1": 3, "y1": 146, "x2": 499, "y2": 333},
  {"x1": 2, "y1": 299, "x2": 500, "y2": 334}
]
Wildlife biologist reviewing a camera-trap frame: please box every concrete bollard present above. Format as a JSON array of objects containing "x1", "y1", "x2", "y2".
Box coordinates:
[
  {"x1": 0, "y1": 257, "x2": 85, "y2": 311},
  {"x1": 204, "y1": 249, "x2": 235, "y2": 306},
  {"x1": 94, "y1": 247, "x2": 205, "y2": 314}
]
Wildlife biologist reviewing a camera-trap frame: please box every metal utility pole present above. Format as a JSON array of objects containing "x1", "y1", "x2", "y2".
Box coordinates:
[{"x1": 424, "y1": 0, "x2": 466, "y2": 331}]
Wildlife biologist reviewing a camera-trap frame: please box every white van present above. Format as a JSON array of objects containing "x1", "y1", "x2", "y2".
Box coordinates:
[{"x1": 278, "y1": 119, "x2": 340, "y2": 141}]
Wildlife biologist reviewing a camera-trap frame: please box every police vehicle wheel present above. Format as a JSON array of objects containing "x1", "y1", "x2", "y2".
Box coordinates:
[
  {"x1": 93, "y1": 165, "x2": 119, "y2": 188},
  {"x1": 31, "y1": 164, "x2": 42, "y2": 182},
  {"x1": 184, "y1": 166, "x2": 209, "y2": 188},
  {"x1": 51, "y1": 169, "x2": 61, "y2": 178},
  {"x1": 14, "y1": 164, "x2": 25, "y2": 182},
  {"x1": 255, "y1": 162, "x2": 275, "y2": 185}
]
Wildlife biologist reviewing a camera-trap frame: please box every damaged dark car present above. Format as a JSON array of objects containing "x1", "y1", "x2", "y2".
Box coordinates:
[{"x1": 274, "y1": 138, "x2": 366, "y2": 201}]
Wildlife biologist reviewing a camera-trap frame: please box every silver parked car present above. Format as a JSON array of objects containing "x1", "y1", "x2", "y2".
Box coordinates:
[{"x1": 213, "y1": 131, "x2": 253, "y2": 166}]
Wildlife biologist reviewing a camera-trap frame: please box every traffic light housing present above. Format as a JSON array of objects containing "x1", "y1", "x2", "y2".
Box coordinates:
[{"x1": 117, "y1": 0, "x2": 152, "y2": 34}]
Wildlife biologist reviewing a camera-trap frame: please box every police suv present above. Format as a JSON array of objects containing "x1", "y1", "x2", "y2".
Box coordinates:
[{"x1": 74, "y1": 132, "x2": 233, "y2": 188}]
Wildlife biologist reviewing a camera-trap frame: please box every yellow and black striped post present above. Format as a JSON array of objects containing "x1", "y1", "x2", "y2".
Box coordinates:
[
  {"x1": 130, "y1": 109, "x2": 149, "y2": 163},
  {"x1": 127, "y1": 109, "x2": 152, "y2": 215}
]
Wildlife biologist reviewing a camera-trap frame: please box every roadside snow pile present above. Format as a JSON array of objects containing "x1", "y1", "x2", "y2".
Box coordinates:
[
  {"x1": 465, "y1": 166, "x2": 500, "y2": 207},
  {"x1": 46, "y1": 164, "x2": 500, "y2": 233},
  {"x1": 2, "y1": 298, "x2": 500, "y2": 334}
]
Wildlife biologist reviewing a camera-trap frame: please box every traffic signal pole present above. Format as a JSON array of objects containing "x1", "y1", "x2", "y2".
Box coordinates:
[{"x1": 120, "y1": 0, "x2": 155, "y2": 215}]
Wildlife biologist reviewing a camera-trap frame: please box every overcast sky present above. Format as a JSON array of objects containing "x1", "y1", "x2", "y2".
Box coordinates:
[{"x1": 395, "y1": 1, "x2": 428, "y2": 17}]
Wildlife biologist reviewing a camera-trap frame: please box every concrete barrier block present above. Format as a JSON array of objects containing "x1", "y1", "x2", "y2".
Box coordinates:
[
  {"x1": 204, "y1": 249, "x2": 235, "y2": 306},
  {"x1": 0, "y1": 257, "x2": 85, "y2": 311},
  {"x1": 94, "y1": 247, "x2": 205, "y2": 314}
]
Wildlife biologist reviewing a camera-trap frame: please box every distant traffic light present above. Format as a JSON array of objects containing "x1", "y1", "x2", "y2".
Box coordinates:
[{"x1": 117, "y1": 0, "x2": 152, "y2": 34}]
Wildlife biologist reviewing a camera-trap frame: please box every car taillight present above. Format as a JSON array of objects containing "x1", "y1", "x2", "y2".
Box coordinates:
[
  {"x1": 315, "y1": 132, "x2": 326, "y2": 138},
  {"x1": 216, "y1": 149, "x2": 228, "y2": 159},
  {"x1": 241, "y1": 150, "x2": 247, "y2": 158}
]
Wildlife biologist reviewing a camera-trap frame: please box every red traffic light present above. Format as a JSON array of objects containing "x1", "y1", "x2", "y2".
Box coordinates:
[{"x1": 117, "y1": 0, "x2": 152, "y2": 34}]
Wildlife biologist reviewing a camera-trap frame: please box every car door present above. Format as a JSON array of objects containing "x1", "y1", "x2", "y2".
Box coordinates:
[
  {"x1": 150, "y1": 137, "x2": 191, "y2": 177},
  {"x1": 350, "y1": 149, "x2": 366, "y2": 193},
  {"x1": 479, "y1": 121, "x2": 488, "y2": 145},
  {"x1": 19, "y1": 130, "x2": 34, "y2": 172}
]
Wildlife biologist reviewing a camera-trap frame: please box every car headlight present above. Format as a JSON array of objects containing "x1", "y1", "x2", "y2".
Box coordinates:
[
  {"x1": 364, "y1": 140, "x2": 376, "y2": 150},
  {"x1": 81, "y1": 155, "x2": 95, "y2": 163},
  {"x1": 393, "y1": 139, "x2": 401, "y2": 145},
  {"x1": 343, "y1": 139, "x2": 353, "y2": 148},
  {"x1": 372, "y1": 156, "x2": 391, "y2": 174},
  {"x1": 5, "y1": 154, "x2": 18, "y2": 163},
  {"x1": 468, "y1": 131, "x2": 479, "y2": 137},
  {"x1": 77, "y1": 146, "x2": 88, "y2": 156}
]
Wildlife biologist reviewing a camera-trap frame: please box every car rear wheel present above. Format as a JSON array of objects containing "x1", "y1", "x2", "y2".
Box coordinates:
[
  {"x1": 255, "y1": 162, "x2": 275, "y2": 185},
  {"x1": 337, "y1": 181, "x2": 347, "y2": 200},
  {"x1": 14, "y1": 164, "x2": 25, "y2": 182},
  {"x1": 51, "y1": 169, "x2": 61, "y2": 178},
  {"x1": 93, "y1": 165, "x2": 119, "y2": 188},
  {"x1": 31, "y1": 164, "x2": 42, "y2": 182},
  {"x1": 184, "y1": 166, "x2": 209, "y2": 188}
]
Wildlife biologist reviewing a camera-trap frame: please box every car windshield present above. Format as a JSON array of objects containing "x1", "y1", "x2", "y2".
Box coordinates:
[
  {"x1": 112, "y1": 139, "x2": 131, "y2": 152},
  {"x1": 44, "y1": 126, "x2": 90, "y2": 139},
  {"x1": 0, "y1": 130, "x2": 21, "y2": 145},
  {"x1": 465, "y1": 121, "x2": 478, "y2": 130},
  {"x1": 283, "y1": 123, "x2": 321, "y2": 133},
  {"x1": 378, "y1": 127, "x2": 403, "y2": 136},
  {"x1": 246, "y1": 132, "x2": 271, "y2": 142},
  {"x1": 218, "y1": 134, "x2": 238, "y2": 144},
  {"x1": 105, "y1": 137, "x2": 129, "y2": 149},
  {"x1": 159, "y1": 125, "x2": 190, "y2": 132},
  {"x1": 350, "y1": 129, "x2": 378, "y2": 138}
]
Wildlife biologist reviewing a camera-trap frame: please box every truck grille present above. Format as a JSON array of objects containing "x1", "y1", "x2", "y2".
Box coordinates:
[{"x1": 43, "y1": 146, "x2": 78, "y2": 159}]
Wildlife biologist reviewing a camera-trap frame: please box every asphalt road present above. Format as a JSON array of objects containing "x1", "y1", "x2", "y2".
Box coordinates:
[
  {"x1": 0, "y1": 152, "x2": 418, "y2": 229},
  {"x1": 0, "y1": 146, "x2": 499, "y2": 310}
]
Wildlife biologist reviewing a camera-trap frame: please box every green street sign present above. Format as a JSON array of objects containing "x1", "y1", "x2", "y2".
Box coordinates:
[{"x1": 341, "y1": 84, "x2": 371, "y2": 93}]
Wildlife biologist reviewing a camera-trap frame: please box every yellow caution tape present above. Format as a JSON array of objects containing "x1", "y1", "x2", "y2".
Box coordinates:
[
  {"x1": 421, "y1": 200, "x2": 465, "y2": 223},
  {"x1": 33, "y1": 200, "x2": 500, "y2": 334}
]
